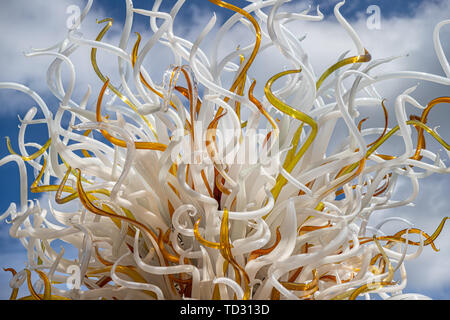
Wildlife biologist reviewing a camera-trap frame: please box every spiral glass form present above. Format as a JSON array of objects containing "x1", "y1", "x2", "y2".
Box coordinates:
[{"x1": 0, "y1": 0, "x2": 449, "y2": 300}]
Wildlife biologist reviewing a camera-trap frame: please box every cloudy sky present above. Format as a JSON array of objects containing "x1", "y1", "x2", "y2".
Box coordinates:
[{"x1": 0, "y1": 0, "x2": 449, "y2": 299}]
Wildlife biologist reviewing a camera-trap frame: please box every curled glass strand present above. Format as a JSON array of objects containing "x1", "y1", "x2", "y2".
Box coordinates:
[
  {"x1": 316, "y1": 49, "x2": 372, "y2": 90},
  {"x1": 25, "y1": 269, "x2": 42, "y2": 301},
  {"x1": 412, "y1": 97, "x2": 450, "y2": 160},
  {"x1": 96, "y1": 78, "x2": 167, "y2": 151},
  {"x1": 248, "y1": 80, "x2": 279, "y2": 134},
  {"x1": 347, "y1": 281, "x2": 393, "y2": 300},
  {"x1": 35, "y1": 270, "x2": 52, "y2": 300},
  {"x1": 207, "y1": 0, "x2": 261, "y2": 97},
  {"x1": 358, "y1": 217, "x2": 449, "y2": 252},
  {"x1": 88, "y1": 265, "x2": 159, "y2": 299},
  {"x1": 6, "y1": 137, "x2": 51, "y2": 162},
  {"x1": 3, "y1": 268, "x2": 19, "y2": 300},
  {"x1": 264, "y1": 69, "x2": 318, "y2": 201},
  {"x1": 342, "y1": 119, "x2": 450, "y2": 176},
  {"x1": 75, "y1": 168, "x2": 161, "y2": 257},
  {"x1": 194, "y1": 216, "x2": 221, "y2": 250},
  {"x1": 248, "y1": 227, "x2": 281, "y2": 261},
  {"x1": 219, "y1": 208, "x2": 250, "y2": 300},
  {"x1": 91, "y1": 18, "x2": 158, "y2": 138},
  {"x1": 132, "y1": 32, "x2": 201, "y2": 132},
  {"x1": 367, "y1": 99, "x2": 389, "y2": 148},
  {"x1": 280, "y1": 269, "x2": 319, "y2": 292}
]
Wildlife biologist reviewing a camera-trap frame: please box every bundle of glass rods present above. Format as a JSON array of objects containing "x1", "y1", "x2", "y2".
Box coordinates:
[{"x1": 0, "y1": 0, "x2": 449, "y2": 300}]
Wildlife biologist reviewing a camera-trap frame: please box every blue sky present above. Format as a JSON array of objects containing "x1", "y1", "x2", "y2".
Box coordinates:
[{"x1": 0, "y1": 0, "x2": 449, "y2": 300}]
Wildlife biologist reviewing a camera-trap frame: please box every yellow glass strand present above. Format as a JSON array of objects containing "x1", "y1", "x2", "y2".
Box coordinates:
[
  {"x1": 3, "y1": 268, "x2": 19, "y2": 300},
  {"x1": 341, "y1": 120, "x2": 450, "y2": 175},
  {"x1": 219, "y1": 208, "x2": 251, "y2": 300},
  {"x1": 207, "y1": 0, "x2": 261, "y2": 98},
  {"x1": 264, "y1": 69, "x2": 318, "y2": 201},
  {"x1": 91, "y1": 18, "x2": 158, "y2": 138},
  {"x1": 316, "y1": 49, "x2": 371, "y2": 90},
  {"x1": 193, "y1": 216, "x2": 221, "y2": 250},
  {"x1": 6, "y1": 136, "x2": 51, "y2": 161},
  {"x1": 96, "y1": 78, "x2": 166, "y2": 151}
]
